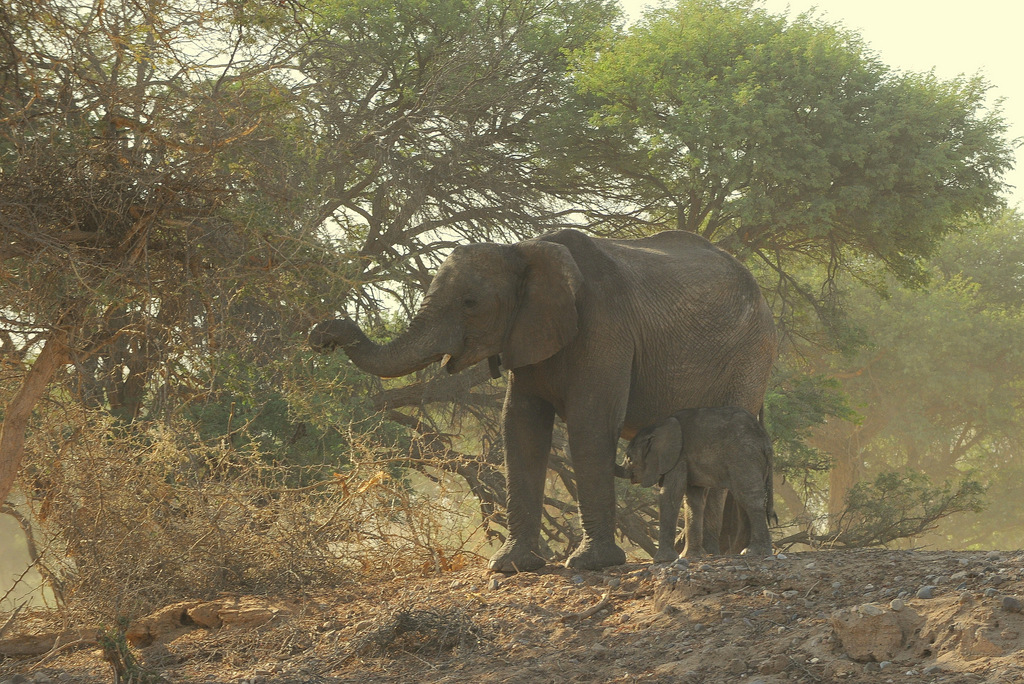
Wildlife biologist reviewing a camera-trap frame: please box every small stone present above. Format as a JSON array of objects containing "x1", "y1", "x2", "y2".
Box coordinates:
[
  {"x1": 488, "y1": 577, "x2": 501, "y2": 590},
  {"x1": 782, "y1": 590, "x2": 799, "y2": 599},
  {"x1": 986, "y1": 551, "x2": 1001, "y2": 561},
  {"x1": 571, "y1": 574, "x2": 586, "y2": 585},
  {"x1": 960, "y1": 591, "x2": 975, "y2": 604},
  {"x1": 698, "y1": 563, "x2": 713, "y2": 572},
  {"x1": 32, "y1": 676, "x2": 52, "y2": 684},
  {"x1": 889, "y1": 598, "x2": 905, "y2": 611},
  {"x1": 763, "y1": 590, "x2": 779, "y2": 600},
  {"x1": 864, "y1": 583, "x2": 874, "y2": 591},
  {"x1": 775, "y1": 553, "x2": 787, "y2": 560},
  {"x1": 863, "y1": 662, "x2": 881, "y2": 673},
  {"x1": 984, "y1": 588, "x2": 999, "y2": 598},
  {"x1": 878, "y1": 660, "x2": 892, "y2": 670},
  {"x1": 804, "y1": 562, "x2": 816, "y2": 569},
  {"x1": 727, "y1": 658, "x2": 747, "y2": 674},
  {"x1": 916, "y1": 585, "x2": 937, "y2": 599},
  {"x1": 923, "y1": 665, "x2": 943, "y2": 675},
  {"x1": 832, "y1": 581, "x2": 842, "y2": 589},
  {"x1": 1001, "y1": 596, "x2": 1023, "y2": 613},
  {"x1": 606, "y1": 577, "x2": 621, "y2": 589},
  {"x1": 671, "y1": 557, "x2": 690, "y2": 568},
  {"x1": 858, "y1": 603, "x2": 885, "y2": 616},
  {"x1": 958, "y1": 557, "x2": 971, "y2": 566},
  {"x1": 951, "y1": 571, "x2": 968, "y2": 581}
]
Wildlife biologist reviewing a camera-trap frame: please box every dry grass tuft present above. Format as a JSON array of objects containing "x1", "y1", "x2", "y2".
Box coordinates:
[{"x1": 349, "y1": 605, "x2": 483, "y2": 658}]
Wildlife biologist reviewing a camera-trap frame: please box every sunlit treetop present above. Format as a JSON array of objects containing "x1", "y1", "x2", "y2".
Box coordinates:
[{"x1": 573, "y1": 0, "x2": 1014, "y2": 282}]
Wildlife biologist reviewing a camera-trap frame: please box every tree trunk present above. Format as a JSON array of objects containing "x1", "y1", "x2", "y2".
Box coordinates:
[{"x1": 0, "y1": 331, "x2": 70, "y2": 505}]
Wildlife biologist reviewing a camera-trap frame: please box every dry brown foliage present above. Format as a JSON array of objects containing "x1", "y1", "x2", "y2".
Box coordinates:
[{"x1": 5, "y1": 405, "x2": 490, "y2": 623}]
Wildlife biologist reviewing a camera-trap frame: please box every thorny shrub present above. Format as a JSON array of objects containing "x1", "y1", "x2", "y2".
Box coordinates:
[{"x1": 4, "y1": 406, "x2": 487, "y2": 623}]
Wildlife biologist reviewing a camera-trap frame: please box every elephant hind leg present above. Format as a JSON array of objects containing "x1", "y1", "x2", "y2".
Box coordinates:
[{"x1": 733, "y1": 487, "x2": 773, "y2": 557}]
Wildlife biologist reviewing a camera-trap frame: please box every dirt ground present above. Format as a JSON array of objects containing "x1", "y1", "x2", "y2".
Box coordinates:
[{"x1": 2, "y1": 548, "x2": 1023, "y2": 683}]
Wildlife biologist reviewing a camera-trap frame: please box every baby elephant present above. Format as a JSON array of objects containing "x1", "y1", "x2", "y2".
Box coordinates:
[{"x1": 618, "y1": 407, "x2": 775, "y2": 562}]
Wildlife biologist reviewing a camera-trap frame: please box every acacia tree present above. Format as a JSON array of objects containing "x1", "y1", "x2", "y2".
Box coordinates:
[
  {"x1": 572, "y1": 0, "x2": 1013, "y2": 291},
  {"x1": 0, "y1": 0, "x2": 321, "y2": 503},
  {"x1": 271, "y1": 0, "x2": 621, "y2": 319},
  {"x1": 568, "y1": 0, "x2": 1014, "y2": 546},
  {"x1": 808, "y1": 211, "x2": 1024, "y2": 547}
]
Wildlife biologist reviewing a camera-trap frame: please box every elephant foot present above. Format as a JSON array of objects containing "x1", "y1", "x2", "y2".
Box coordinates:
[
  {"x1": 653, "y1": 548, "x2": 679, "y2": 564},
  {"x1": 488, "y1": 538, "x2": 546, "y2": 573},
  {"x1": 565, "y1": 539, "x2": 626, "y2": 571}
]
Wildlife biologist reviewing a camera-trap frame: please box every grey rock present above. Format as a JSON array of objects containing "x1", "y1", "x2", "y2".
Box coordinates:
[
  {"x1": 923, "y1": 665, "x2": 944, "y2": 674},
  {"x1": 858, "y1": 603, "x2": 885, "y2": 616},
  {"x1": 889, "y1": 598, "x2": 905, "y2": 611},
  {"x1": 984, "y1": 587, "x2": 999, "y2": 597},
  {"x1": 916, "y1": 585, "x2": 938, "y2": 599},
  {"x1": 1001, "y1": 596, "x2": 1023, "y2": 613},
  {"x1": 727, "y1": 658, "x2": 747, "y2": 674}
]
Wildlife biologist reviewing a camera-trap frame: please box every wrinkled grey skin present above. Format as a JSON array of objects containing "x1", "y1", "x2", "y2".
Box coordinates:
[
  {"x1": 619, "y1": 407, "x2": 776, "y2": 562},
  {"x1": 309, "y1": 229, "x2": 776, "y2": 572}
]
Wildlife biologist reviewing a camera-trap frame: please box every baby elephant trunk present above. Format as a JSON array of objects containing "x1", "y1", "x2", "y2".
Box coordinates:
[{"x1": 613, "y1": 462, "x2": 639, "y2": 484}]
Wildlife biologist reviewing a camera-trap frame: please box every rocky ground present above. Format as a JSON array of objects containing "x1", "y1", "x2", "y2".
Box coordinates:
[{"x1": 2, "y1": 548, "x2": 1023, "y2": 683}]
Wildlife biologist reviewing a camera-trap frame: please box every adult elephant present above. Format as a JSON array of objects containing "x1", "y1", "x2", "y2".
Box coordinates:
[{"x1": 309, "y1": 229, "x2": 776, "y2": 572}]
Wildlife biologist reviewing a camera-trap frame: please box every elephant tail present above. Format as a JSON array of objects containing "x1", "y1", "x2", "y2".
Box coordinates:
[{"x1": 763, "y1": 438, "x2": 778, "y2": 528}]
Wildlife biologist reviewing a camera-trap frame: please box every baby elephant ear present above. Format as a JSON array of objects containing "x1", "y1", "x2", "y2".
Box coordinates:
[
  {"x1": 503, "y1": 240, "x2": 582, "y2": 370},
  {"x1": 642, "y1": 417, "x2": 683, "y2": 487}
]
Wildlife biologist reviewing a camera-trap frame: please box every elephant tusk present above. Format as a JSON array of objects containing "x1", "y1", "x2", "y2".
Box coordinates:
[{"x1": 441, "y1": 353, "x2": 452, "y2": 368}]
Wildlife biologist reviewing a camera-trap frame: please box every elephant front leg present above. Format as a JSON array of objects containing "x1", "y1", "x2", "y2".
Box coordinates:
[
  {"x1": 564, "y1": 426, "x2": 626, "y2": 571},
  {"x1": 700, "y1": 487, "x2": 727, "y2": 554},
  {"x1": 682, "y1": 485, "x2": 708, "y2": 558},
  {"x1": 654, "y1": 478, "x2": 684, "y2": 563},
  {"x1": 488, "y1": 387, "x2": 555, "y2": 573}
]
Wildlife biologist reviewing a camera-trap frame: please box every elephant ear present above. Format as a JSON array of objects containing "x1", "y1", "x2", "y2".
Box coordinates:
[
  {"x1": 503, "y1": 240, "x2": 582, "y2": 370},
  {"x1": 642, "y1": 417, "x2": 683, "y2": 488}
]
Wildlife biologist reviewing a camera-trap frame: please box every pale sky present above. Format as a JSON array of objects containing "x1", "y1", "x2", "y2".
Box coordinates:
[{"x1": 619, "y1": 0, "x2": 1024, "y2": 208}]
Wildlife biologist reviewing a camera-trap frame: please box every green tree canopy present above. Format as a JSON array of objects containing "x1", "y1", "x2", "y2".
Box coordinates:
[
  {"x1": 810, "y1": 210, "x2": 1024, "y2": 547},
  {"x1": 574, "y1": 0, "x2": 1013, "y2": 285}
]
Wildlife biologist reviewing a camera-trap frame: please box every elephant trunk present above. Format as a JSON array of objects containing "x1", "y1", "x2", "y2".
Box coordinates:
[{"x1": 308, "y1": 313, "x2": 457, "y2": 379}]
